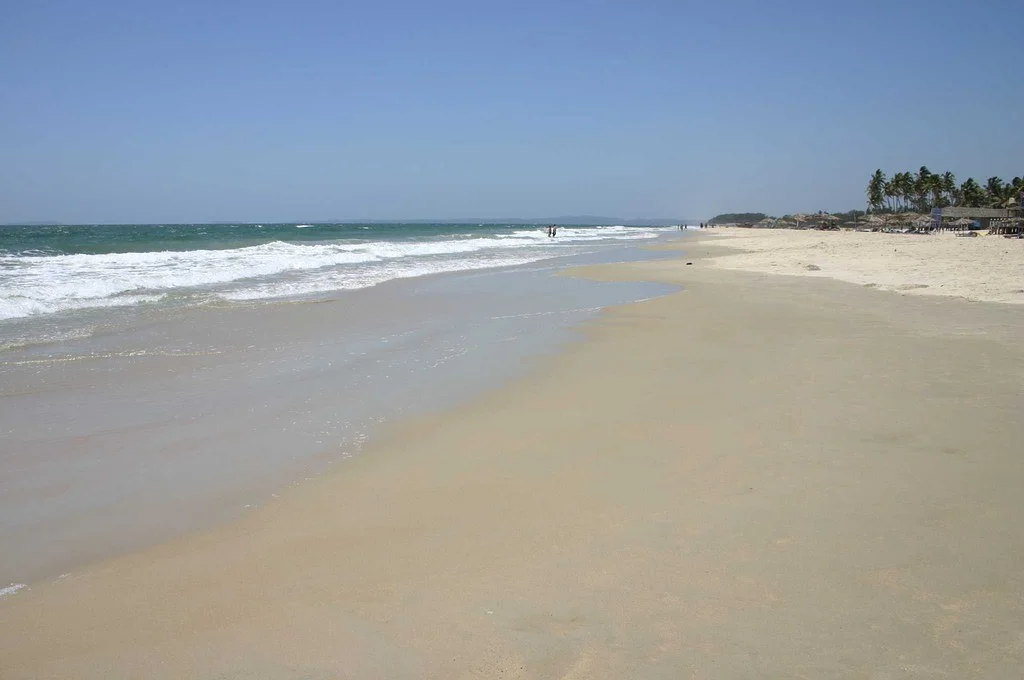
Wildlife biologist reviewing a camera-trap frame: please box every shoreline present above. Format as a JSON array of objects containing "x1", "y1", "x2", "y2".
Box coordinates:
[
  {"x1": 0, "y1": 241, "x2": 678, "y2": 585},
  {"x1": 3, "y1": 235, "x2": 1023, "y2": 678}
]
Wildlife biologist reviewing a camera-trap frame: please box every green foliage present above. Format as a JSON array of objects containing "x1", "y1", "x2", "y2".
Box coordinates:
[
  {"x1": 866, "y1": 168, "x2": 1022, "y2": 212},
  {"x1": 867, "y1": 170, "x2": 886, "y2": 212},
  {"x1": 959, "y1": 178, "x2": 987, "y2": 208},
  {"x1": 708, "y1": 213, "x2": 768, "y2": 224}
]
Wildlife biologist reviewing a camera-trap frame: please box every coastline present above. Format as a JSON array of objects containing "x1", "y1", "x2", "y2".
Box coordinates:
[
  {"x1": 3, "y1": 234, "x2": 1023, "y2": 678},
  {"x1": 0, "y1": 241, "x2": 676, "y2": 585}
]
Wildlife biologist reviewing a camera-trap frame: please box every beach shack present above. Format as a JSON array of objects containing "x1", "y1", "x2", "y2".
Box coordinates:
[{"x1": 936, "y1": 207, "x2": 1012, "y2": 232}]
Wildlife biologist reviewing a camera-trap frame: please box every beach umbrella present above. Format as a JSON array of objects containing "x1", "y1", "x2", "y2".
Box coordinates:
[
  {"x1": 912, "y1": 215, "x2": 933, "y2": 228},
  {"x1": 818, "y1": 213, "x2": 840, "y2": 222}
]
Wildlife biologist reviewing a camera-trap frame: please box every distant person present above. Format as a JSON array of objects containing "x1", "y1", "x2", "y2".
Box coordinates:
[
  {"x1": 552, "y1": 225, "x2": 558, "y2": 237},
  {"x1": 546, "y1": 225, "x2": 553, "y2": 237}
]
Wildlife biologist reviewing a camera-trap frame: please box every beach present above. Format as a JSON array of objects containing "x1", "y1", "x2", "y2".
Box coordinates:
[
  {"x1": 700, "y1": 226, "x2": 1024, "y2": 304},
  {"x1": 0, "y1": 224, "x2": 676, "y2": 584},
  {"x1": 3, "y1": 231, "x2": 1024, "y2": 678}
]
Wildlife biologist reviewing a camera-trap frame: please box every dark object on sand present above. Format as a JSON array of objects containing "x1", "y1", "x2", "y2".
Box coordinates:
[{"x1": 686, "y1": 262, "x2": 693, "y2": 265}]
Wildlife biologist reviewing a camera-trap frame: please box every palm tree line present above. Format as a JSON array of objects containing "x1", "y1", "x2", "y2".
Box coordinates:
[{"x1": 866, "y1": 167, "x2": 1023, "y2": 213}]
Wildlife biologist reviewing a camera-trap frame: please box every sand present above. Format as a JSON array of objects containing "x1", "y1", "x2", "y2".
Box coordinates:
[
  {"x1": 701, "y1": 227, "x2": 1024, "y2": 304},
  {"x1": 2, "y1": 234, "x2": 1023, "y2": 679}
]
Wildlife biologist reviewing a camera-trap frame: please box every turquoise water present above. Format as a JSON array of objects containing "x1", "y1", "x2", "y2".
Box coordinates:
[
  {"x1": 0, "y1": 222, "x2": 672, "y2": 323},
  {"x1": 2, "y1": 222, "x2": 545, "y2": 256}
]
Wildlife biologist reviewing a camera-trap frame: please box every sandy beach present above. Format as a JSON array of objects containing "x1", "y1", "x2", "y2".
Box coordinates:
[
  {"x1": 700, "y1": 226, "x2": 1024, "y2": 304},
  {"x1": 2, "y1": 232, "x2": 1023, "y2": 679}
]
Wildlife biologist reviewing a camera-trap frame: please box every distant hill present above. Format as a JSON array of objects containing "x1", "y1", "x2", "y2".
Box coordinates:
[{"x1": 707, "y1": 213, "x2": 768, "y2": 225}]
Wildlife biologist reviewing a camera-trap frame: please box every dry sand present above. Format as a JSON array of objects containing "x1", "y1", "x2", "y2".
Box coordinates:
[
  {"x1": 701, "y1": 227, "x2": 1024, "y2": 304},
  {"x1": 2, "y1": 235, "x2": 1023, "y2": 679}
]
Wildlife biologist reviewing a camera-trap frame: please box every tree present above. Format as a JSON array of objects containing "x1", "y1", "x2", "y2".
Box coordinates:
[
  {"x1": 929, "y1": 173, "x2": 946, "y2": 208},
  {"x1": 985, "y1": 177, "x2": 1006, "y2": 207},
  {"x1": 1010, "y1": 177, "x2": 1024, "y2": 207},
  {"x1": 960, "y1": 178, "x2": 986, "y2": 208},
  {"x1": 884, "y1": 178, "x2": 898, "y2": 212},
  {"x1": 867, "y1": 170, "x2": 886, "y2": 212},
  {"x1": 895, "y1": 172, "x2": 915, "y2": 211},
  {"x1": 942, "y1": 172, "x2": 957, "y2": 206},
  {"x1": 913, "y1": 166, "x2": 933, "y2": 211}
]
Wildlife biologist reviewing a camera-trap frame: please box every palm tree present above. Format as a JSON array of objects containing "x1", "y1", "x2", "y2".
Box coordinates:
[
  {"x1": 884, "y1": 178, "x2": 899, "y2": 212},
  {"x1": 929, "y1": 174, "x2": 945, "y2": 209},
  {"x1": 985, "y1": 177, "x2": 1004, "y2": 206},
  {"x1": 1010, "y1": 177, "x2": 1024, "y2": 208},
  {"x1": 867, "y1": 170, "x2": 886, "y2": 212},
  {"x1": 914, "y1": 166, "x2": 933, "y2": 211},
  {"x1": 960, "y1": 178, "x2": 986, "y2": 208},
  {"x1": 942, "y1": 171, "x2": 957, "y2": 206},
  {"x1": 895, "y1": 172, "x2": 915, "y2": 211}
]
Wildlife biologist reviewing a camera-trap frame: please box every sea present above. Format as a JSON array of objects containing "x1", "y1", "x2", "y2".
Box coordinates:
[{"x1": 0, "y1": 222, "x2": 685, "y2": 586}]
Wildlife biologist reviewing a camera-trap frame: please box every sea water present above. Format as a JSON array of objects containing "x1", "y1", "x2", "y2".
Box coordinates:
[{"x1": 0, "y1": 222, "x2": 684, "y2": 583}]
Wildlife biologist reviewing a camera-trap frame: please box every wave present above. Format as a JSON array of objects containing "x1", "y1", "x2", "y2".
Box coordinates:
[
  {"x1": 0, "y1": 226, "x2": 671, "y2": 320},
  {"x1": 0, "y1": 584, "x2": 26, "y2": 599},
  {"x1": 222, "y1": 252, "x2": 546, "y2": 301}
]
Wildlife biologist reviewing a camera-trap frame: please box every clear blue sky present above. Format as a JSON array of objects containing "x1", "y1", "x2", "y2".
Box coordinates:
[{"x1": 3, "y1": 0, "x2": 1022, "y2": 223}]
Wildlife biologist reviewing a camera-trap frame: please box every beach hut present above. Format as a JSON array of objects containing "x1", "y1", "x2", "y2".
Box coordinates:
[
  {"x1": 949, "y1": 217, "x2": 975, "y2": 233},
  {"x1": 911, "y1": 215, "x2": 934, "y2": 231},
  {"x1": 989, "y1": 217, "x2": 1023, "y2": 237},
  {"x1": 814, "y1": 213, "x2": 840, "y2": 230},
  {"x1": 791, "y1": 213, "x2": 811, "y2": 229}
]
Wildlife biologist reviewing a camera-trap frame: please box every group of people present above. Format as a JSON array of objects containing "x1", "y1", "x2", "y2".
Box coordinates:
[
  {"x1": 545, "y1": 224, "x2": 559, "y2": 237},
  {"x1": 678, "y1": 223, "x2": 711, "y2": 230}
]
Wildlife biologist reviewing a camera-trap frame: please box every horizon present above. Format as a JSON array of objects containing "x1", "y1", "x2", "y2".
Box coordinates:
[
  {"x1": 3, "y1": 1, "x2": 1022, "y2": 224},
  {"x1": 1, "y1": 216, "x2": 691, "y2": 227}
]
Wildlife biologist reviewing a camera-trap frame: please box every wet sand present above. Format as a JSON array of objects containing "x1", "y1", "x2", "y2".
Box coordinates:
[
  {"x1": 0, "y1": 255, "x2": 671, "y2": 584},
  {"x1": 2, "y1": 236, "x2": 1023, "y2": 678}
]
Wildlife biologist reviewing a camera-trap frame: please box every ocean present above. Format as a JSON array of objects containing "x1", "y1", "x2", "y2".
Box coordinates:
[
  {"x1": 0, "y1": 222, "x2": 684, "y2": 584},
  {"x1": 0, "y1": 222, "x2": 666, "y2": 328}
]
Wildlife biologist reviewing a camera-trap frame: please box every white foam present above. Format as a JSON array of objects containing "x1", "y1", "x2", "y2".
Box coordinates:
[
  {"x1": 0, "y1": 226, "x2": 672, "y2": 319},
  {"x1": 222, "y1": 252, "x2": 544, "y2": 301},
  {"x1": 0, "y1": 583, "x2": 26, "y2": 598}
]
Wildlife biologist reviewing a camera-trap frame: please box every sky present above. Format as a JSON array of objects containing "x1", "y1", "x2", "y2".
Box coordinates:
[{"x1": 2, "y1": 0, "x2": 1023, "y2": 223}]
